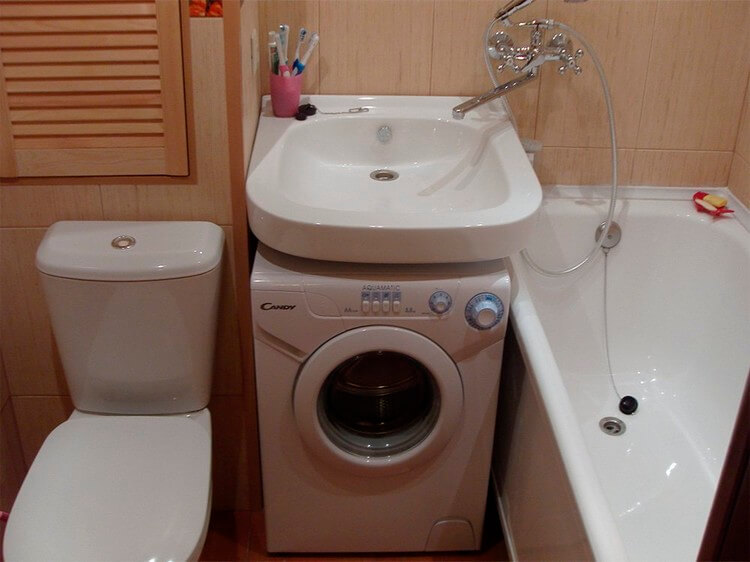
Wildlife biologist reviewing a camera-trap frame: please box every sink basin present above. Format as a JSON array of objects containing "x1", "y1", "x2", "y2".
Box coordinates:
[{"x1": 246, "y1": 95, "x2": 542, "y2": 263}]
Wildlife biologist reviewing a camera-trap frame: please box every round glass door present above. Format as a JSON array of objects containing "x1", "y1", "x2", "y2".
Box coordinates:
[
  {"x1": 318, "y1": 350, "x2": 440, "y2": 457},
  {"x1": 294, "y1": 326, "x2": 463, "y2": 475}
]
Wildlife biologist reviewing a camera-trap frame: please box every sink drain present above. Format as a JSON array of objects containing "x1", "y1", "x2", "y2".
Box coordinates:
[
  {"x1": 599, "y1": 417, "x2": 626, "y2": 436},
  {"x1": 370, "y1": 169, "x2": 399, "y2": 181}
]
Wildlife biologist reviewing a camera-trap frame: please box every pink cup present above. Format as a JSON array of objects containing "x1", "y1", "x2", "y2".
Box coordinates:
[{"x1": 270, "y1": 73, "x2": 303, "y2": 118}]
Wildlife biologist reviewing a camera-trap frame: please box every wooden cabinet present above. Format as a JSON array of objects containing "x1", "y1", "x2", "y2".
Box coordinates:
[{"x1": 0, "y1": 0, "x2": 190, "y2": 178}]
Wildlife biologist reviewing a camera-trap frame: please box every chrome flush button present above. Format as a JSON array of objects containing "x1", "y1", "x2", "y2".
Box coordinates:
[{"x1": 111, "y1": 235, "x2": 136, "y2": 250}]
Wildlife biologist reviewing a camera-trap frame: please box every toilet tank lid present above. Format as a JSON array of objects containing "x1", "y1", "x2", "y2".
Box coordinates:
[{"x1": 36, "y1": 221, "x2": 225, "y2": 281}]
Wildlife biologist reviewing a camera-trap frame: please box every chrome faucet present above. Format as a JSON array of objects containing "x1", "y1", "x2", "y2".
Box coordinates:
[{"x1": 452, "y1": 0, "x2": 586, "y2": 120}]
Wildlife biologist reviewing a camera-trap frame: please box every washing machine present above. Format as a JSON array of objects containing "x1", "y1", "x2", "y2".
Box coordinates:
[{"x1": 251, "y1": 244, "x2": 510, "y2": 553}]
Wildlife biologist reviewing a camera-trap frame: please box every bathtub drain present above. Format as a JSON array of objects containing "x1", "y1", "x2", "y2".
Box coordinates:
[{"x1": 599, "y1": 417, "x2": 626, "y2": 436}]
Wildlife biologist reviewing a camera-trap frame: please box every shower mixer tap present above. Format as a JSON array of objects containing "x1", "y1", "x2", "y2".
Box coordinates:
[{"x1": 452, "y1": 23, "x2": 584, "y2": 119}]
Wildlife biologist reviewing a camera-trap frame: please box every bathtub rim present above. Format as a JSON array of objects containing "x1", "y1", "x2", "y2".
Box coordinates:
[{"x1": 503, "y1": 185, "x2": 748, "y2": 561}]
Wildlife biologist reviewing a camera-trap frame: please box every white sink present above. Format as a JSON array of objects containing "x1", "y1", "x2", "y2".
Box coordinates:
[{"x1": 246, "y1": 95, "x2": 541, "y2": 263}]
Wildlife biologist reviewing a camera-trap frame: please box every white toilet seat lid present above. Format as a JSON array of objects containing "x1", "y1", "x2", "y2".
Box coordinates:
[{"x1": 4, "y1": 410, "x2": 212, "y2": 562}]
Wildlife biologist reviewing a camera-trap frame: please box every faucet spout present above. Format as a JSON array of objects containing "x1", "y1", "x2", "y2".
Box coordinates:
[{"x1": 452, "y1": 71, "x2": 538, "y2": 120}]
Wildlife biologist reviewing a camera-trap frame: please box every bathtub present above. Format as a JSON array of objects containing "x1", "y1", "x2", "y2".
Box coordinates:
[{"x1": 493, "y1": 187, "x2": 750, "y2": 561}]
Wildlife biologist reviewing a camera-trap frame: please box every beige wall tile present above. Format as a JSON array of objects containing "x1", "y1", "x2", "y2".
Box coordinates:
[
  {"x1": 537, "y1": 0, "x2": 657, "y2": 149},
  {"x1": 637, "y1": 0, "x2": 750, "y2": 150},
  {"x1": 213, "y1": 227, "x2": 243, "y2": 396},
  {"x1": 12, "y1": 395, "x2": 73, "y2": 467},
  {"x1": 534, "y1": 147, "x2": 633, "y2": 186},
  {"x1": 208, "y1": 395, "x2": 252, "y2": 510},
  {"x1": 728, "y1": 154, "x2": 750, "y2": 208},
  {"x1": 631, "y1": 150, "x2": 733, "y2": 187},
  {"x1": 259, "y1": 0, "x2": 320, "y2": 95},
  {"x1": 241, "y1": 0, "x2": 263, "y2": 170},
  {"x1": 1, "y1": 401, "x2": 27, "y2": 511},
  {"x1": 430, "y1": 0, "x2": 546, "y2": 139},
  {"x1": 735, "y1": 74, "x2": 750, "y2": 163},
  {"x1": 99, "y1": 185, "x2": 139, "y2": 221},
  {"x1": 0, "y1": 228, "x2": 68, "y2": 396},
  {"x1": 319, "y1": 0, "x2": 434, "y2": 95},
  {"x1": 0, "y1": 184, "x2": 103, "y2": 228}
]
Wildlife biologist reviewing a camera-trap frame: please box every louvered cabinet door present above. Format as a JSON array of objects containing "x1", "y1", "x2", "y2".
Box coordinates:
[{"x1": 0, "y1": 0, "x2": 189, "y2": 178}]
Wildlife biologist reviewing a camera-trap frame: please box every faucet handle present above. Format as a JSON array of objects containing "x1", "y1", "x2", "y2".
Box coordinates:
[{"x1": 487, "y1": 31, "x2": 514, "y2": 60}]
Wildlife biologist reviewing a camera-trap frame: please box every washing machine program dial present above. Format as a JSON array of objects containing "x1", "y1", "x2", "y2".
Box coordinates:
[
  {"x1": 428, "y1": 291, "x2": 453, "y2": 315},
  {"x1": 465, "y1": 293, "x2": 504, "y2": 330}
]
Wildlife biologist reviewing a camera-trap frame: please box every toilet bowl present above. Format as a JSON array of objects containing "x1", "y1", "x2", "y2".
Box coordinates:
[{"x1": 3, "y1": 221, "x2": 224, "y2": 562}]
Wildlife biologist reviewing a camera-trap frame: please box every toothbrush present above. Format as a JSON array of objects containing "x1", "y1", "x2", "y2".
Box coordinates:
[
  {"x1": 268, "y1": 42, "x2": 280, "y2": 75},
  {"x1": 291, "y1": 27, "x2": 308, "y2": 74},
  {"x1": 292, "y1": 32, "x2": 318, "y2": 76},
  {"x1": 273, "y1": 31, "x2": 291, "y2": 76},
  {"x1": 278, "y1": 24, "x2": 290, "y2": 66}
]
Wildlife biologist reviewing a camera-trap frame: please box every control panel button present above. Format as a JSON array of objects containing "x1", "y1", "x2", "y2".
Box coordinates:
[
  {"x1": 429, "y1": 291, "x2": 453, "y2": 315},
  {"x1": 362, "y1": 300, "x2": 370, "y2": 313},
  {"x1": 382, "y1": 299, "x2": 391, "y2": 313},
  {"x1": 372, "y1": 299, "x2": 381, "y2": 313},
  {"x1": 392, "y1": 300, "x2": 401, "y2": 313},
  {"x1": 465, "y1": 293, "x2": 504, "y2": 330}
]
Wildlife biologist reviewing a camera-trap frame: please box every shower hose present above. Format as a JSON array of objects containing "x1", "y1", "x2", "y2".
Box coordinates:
[
  {"x1": 483, "y1": 17, "x2": 618, "y2": 276},
  {"x1": 485, "y1": 17, "x2": 630, "y2": 404}
]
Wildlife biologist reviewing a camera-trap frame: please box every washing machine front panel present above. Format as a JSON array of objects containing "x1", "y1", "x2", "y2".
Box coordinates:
[{"x1": 293, "y1": 326, "x2": 463, "y2": 476}]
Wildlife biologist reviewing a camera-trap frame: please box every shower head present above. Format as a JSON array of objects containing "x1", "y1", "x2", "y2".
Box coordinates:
[{"x1": 495, "y1": 0, "x2": 588, "y2": 21}]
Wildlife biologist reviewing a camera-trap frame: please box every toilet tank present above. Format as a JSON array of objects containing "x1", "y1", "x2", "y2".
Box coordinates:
[{"x1": 36, "y1": 221, "x2": 225, "y2": 415}]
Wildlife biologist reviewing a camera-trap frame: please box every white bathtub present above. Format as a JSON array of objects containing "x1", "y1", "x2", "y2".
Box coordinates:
[{"x1": 493, "y1": 187, "x2": 750, "y2": 561}]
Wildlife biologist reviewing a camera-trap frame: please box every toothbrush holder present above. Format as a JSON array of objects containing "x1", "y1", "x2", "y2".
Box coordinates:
[{"x1": 270, "y1": 73, "x2": 303, "y2": 118}]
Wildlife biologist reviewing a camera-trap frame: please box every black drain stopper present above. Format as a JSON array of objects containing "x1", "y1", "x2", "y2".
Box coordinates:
[{"x1": 619, "y1": 395, "x2": 638, "y2": 415}]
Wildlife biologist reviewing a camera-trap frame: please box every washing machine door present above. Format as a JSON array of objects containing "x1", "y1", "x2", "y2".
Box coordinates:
[{"x1": 293, "y1": 326, "x2": 463, "y2": 476}]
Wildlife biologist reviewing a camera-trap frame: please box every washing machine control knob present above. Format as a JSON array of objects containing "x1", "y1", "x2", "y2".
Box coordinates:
[
  {"x1": 465, "y1": 293, "x2": 504, "y2": 330},
  {"x1": 428, "y1": 291, "x2": 452, "y2": 315}
]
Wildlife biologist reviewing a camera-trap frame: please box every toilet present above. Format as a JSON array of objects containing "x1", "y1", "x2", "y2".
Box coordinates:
[{"x1": 3, "y1": 221, "x2": 225, "y2": 562}]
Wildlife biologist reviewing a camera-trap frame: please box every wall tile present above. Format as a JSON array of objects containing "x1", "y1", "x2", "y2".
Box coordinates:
[
  {"x1": 319, "y1": 0, "x2": 434, "y2": 95},
  {"x1": 12, "y1": 395, "x2": 73, "y2": 467},
  {"x1": 735, "y1": 74, "x2": 750, "y2": 163},
  {"x1": 430, "y1": 0, "x2": 546, "y2": 139},
  {"x1": 208, "y1": 395, "x2": 252, "y2": 510},
  {"x1": 0, "y1": 228, "x2": 68, "y2": 396},
  {"x1": 0, "y1": 184, "x2": 103, "y2": 228},
  {"x1": 259, "y1": 0, "x2": 320, "y2": 95},
  {"x1": 637, "y1": 0, "x2": 750, "y2": 151},
  {"x1": 241, "y1": 0, "x2": 263, "y2": 171},
  {"x1": 728, "y1": 154, "x2": 750, "y2": 208},
  {"x1": 1, "y1": 401, "x2": 27, "y2": 512},
  {"x1": 537, "y1": 0, "x2": 657, "y2": 149},
  {"x1": 213, "y1": 227, "x2": 243, "y2": 396},
  {"x1": 534, "y1": 147, "x2": 633, "y2": 186},
  {"x1": 631, "y1": 150, "x2": 732, "y2": 187}
]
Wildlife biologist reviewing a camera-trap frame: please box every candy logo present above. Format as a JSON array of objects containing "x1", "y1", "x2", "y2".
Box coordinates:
[{"x1": 260, "y1": 302, "x2": 296, "y2": 311}]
